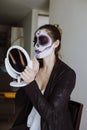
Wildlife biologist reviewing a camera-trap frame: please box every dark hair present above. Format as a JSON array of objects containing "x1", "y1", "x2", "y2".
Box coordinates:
[{"x1": 35, "y1": 24, "x2": 62, "y2": 67}]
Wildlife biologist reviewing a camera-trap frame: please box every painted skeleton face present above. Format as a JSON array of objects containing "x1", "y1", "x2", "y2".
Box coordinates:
[{"x1": 33, "y1": 29, "x2": 54, "y2": 59}]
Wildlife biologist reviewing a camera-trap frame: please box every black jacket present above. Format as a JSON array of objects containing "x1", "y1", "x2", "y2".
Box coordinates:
[{"x1": 12, "y1": 58, "x2": 76, "y2": 130}]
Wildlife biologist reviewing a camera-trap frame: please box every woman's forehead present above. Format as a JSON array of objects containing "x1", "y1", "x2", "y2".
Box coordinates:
[{"x1": 35, "y1": 29, "x2": 48, "y2": 37}]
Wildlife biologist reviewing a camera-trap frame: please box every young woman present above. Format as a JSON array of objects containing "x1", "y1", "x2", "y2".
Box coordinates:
[{"x1": 10, "y1": 24, "x2": 76, "y2": 130}]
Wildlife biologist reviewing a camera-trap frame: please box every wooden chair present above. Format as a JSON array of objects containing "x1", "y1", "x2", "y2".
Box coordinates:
[{"x1": 69, "y1": 100, "x2": 83, "y2": 130}]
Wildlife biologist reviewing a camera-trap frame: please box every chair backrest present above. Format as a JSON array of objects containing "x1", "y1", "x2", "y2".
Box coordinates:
[{"x1": 69, "y1": 100, "x2": 83, "y2": 130}]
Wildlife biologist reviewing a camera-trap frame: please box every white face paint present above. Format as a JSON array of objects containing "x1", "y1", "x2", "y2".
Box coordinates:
[{"x1": 33, "y1": 30, "x2": 54, "y2": 59}]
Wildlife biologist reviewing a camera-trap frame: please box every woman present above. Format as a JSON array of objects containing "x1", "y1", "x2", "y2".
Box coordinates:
[{"x1": 10, "y1": 24, "x2": 76, "y2": 130}]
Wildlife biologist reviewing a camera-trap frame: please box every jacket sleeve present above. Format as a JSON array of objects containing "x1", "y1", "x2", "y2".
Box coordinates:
[
  {"x1": 15, "y1": 88, "x2": 28, "y2": 106},
  {"x1": 24, "y1": 69, "x2": 76, "y2": 121}
]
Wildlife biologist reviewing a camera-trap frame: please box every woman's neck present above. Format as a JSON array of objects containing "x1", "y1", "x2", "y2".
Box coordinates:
[{"x1": 42, "y1": 52, "x2": 56, "y2": 72}]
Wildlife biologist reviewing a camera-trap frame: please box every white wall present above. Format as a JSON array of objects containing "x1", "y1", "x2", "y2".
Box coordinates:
[
  {"x1": 49, "y1": 0, "x2": 87, "y2": 130},
  {"x1": 38, "y1": 15, "x2": 49, "y2": 27},
  {"x1": 20, "y1": 10, "x2": 32, "y2": 56}
]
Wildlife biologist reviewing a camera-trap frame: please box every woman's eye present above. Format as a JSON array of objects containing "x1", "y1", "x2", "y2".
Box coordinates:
[{"x1": 39, "y1": 36, "x2": 49, "y2": 45}]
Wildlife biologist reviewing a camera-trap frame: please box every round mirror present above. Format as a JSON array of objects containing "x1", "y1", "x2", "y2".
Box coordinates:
[
  {"x1": 9, "y1": 48, "x2": 27, "y2": 73},
  {"x1": 5, "y1": 45, "x2": 32, "y2": 87}
]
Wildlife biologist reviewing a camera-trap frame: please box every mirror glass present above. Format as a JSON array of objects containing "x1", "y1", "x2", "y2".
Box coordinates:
[{"x1": 8, "y1": 48, "x2": 27, "y2": 73}]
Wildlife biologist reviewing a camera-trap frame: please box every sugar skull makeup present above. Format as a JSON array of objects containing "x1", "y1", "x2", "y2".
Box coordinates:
[{"x1": 33, "y1": 29, "x2": 54, "y2": 59}]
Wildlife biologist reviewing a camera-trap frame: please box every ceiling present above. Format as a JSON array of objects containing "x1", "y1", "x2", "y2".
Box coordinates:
[{"x1": 0, "y1": 0, "x2": 49, "y2": 25}]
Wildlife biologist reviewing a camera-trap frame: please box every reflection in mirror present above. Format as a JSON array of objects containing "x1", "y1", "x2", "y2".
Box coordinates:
[{"x1": 9, "y1": 49, "x2": 27, "y2": 73}]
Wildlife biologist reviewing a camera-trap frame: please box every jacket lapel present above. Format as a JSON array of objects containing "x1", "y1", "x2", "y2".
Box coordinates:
[{"x1": 44, "y1": 58, "x2": 61, "y2": 98}]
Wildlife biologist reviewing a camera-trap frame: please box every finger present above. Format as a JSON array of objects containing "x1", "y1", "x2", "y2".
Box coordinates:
[
  {"x1": 33, "y1": 57, "x2": 37, "y2": 64},
  {"x1": 25, "y1": 68, "x2": 33, "y2": 75},
  {"x1": 33, "y1": 58, "x2": 39, "y2": 68},
  {"x1": 20, "y1": 72, "x2": 28, "y2": 79},
  {"x1": 26, "y1": 66, "x2": 33, "y2": 71}
]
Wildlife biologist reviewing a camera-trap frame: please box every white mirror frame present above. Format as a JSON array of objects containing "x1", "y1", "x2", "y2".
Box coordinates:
[{"x1": 5, "y1": 45, "x2": 32, "y2": 87}]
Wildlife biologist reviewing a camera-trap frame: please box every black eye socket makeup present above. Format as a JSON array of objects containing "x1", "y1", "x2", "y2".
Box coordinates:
[
  {"x1": 33, "y1": 35, "x2": 49, "y2": 46},
  {"x1": 33, "y1": 36, "x2": 37, "y2": 46}
]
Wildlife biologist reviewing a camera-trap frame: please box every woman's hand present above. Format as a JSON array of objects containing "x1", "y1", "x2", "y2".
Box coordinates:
[{"x1": 20, "y1": 57, "x2": 39, "y2": 84}]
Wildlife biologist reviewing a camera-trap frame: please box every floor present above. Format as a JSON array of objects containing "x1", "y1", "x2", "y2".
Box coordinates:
[
  {"x1": 0, "y1": 107, "x2": 22, "y2": 130},
  {"x1": 0, "y1": 119, "x2": 14, "y2": 130},
  {"x1": 0, "y1": 99, "x2": 16, "y2": 130},
  {"x1": 0, "y1": 96, "x2": 22, "y2": 130}
]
